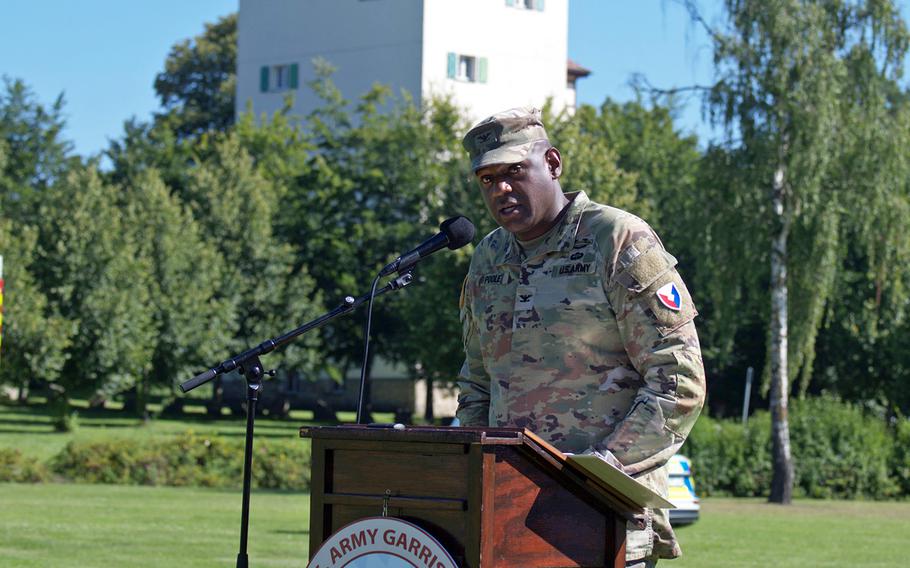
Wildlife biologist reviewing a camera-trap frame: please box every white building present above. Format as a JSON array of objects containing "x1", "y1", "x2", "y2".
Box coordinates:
[{"x1": 236, "y1": 0, "x2": 588, "y2": 122}]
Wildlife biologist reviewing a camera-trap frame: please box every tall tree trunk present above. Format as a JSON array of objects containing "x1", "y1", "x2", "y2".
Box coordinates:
[
  {"x1": 17, "y1": 379, "x2": 29, "y2": 404},
  {"x1": 208, "y1": 376, "x2": 224, "y2": 418},
  {"x1": 359, "y1": 350, "x2": 375, "y2": 423},
  {"x1": 769, "y1": 161, "x2": 794, "y2": 504},
  {"x1": 137, "y1": 376, "x2": 151, "y2": 422},
  {"x1": 423, "y1": 375, "x2": 434, "y2": 423}
]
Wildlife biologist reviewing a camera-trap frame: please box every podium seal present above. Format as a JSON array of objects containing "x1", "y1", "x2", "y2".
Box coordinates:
[{"x1": 307, "y1": 517, "x2": 457, "y2": 568}]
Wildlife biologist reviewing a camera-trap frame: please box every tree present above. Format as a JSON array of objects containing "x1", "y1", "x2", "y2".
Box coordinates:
[
  {"x1": 0, "y1": 77, "x2": 75, "y2": 222},
  {"x1": 371, "y1": 96, "x2": 485, "y2": 421},
  {"x1": 543, "y1": 103, "x2": 643, "y2": 218},
  {"x1": 687, "y1": 0, "x2": 909, "y2": 503},
  {"x1": 0, "y1": 78, "x2": 78, "y2": 404},
  {"x1": 105, "y1": 118, "x2": 193, "y2": 192},
  {"x1": 0, "y1": 219, "x2": 75, "y2": 399},
  {"x1": 153, "y1": 13, "x2": 237, "y2": 139},
  {"x1": 25, "y1": 166, "x2": 157, "y2": 424},
  {"x1": 548, "y1": 98, "x2": 703, "y2": 248},
  {"x1": 181, "y1": 132, "x2": 324, "y2": 379},
  {"x1": 811, "y1": 67, "x2": 910, "y2": 416},
  {"x1": 117, "y1": 169, "x2": 235, "y2": 414},
  {"x1": 266, "y1": 67, "x2": 453, "y2": 418}
]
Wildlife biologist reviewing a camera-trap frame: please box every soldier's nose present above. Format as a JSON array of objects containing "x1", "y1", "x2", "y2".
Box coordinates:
[{"x1": 494, "y1": 179, "x2": 512, "y2": 194}]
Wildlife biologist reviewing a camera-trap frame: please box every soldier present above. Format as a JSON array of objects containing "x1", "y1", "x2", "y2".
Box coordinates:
[{"x1": 456, "y1": 108, "x2": 706, "y2": 567}]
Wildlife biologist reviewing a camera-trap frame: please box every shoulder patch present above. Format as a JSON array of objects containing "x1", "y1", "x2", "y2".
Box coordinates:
[
  {"x1": 656, "y1": 282, "x2": 682, "y2": 311},
  {"x1": 643, "y1": 273, "x2": 697, "y2": 336}
]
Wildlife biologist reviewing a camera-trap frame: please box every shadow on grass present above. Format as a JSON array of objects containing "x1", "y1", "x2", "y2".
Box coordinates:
[
  {"x1": 0, "y1": 427, "x2": 65, "y2": 435},
  {"x1": 2, "y1": 401, "x2": 346, "y2": 434},
  {"x1": 0, "y1": 417, "x2": 57, "y2": 427}
]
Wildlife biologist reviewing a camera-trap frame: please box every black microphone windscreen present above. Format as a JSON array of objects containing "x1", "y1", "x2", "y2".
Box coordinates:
[{"x1": 440, "y1": 216, "x2": 475, "y2": 250}]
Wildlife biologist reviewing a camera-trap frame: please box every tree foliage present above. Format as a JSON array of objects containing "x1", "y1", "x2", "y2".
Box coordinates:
[
  {"x1": 0, "y1": 78, "x2": 75, "y2": 221},
  {"x1": 34, "y1": 167, "x2": 157, "y2": 398},
  {"x1": 0, "y1": 220, "x2": 74, "y2": 393},
  {"x1": 153, "y1": 13, "x2": 237, "y2": 139},
  {"x1": 686, "y1": 0, "x2": 910, "y2": 502}
]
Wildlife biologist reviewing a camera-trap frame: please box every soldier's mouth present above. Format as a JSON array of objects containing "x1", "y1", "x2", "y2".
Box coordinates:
[{"x1": 500, "y1": 204, "x2": 521, "y2": 217}]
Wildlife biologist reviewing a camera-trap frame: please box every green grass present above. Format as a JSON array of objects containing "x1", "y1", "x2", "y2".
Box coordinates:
[
  {"x1": 0, "y1": 401, "x2": 394, "y2": 461},
  {"x1": 2, "y1": 486, "x2": 909, "y2": 567},
  {"x1": 673, "y1": 498, "x2": 910, "y2": 567},
  {"x1": 5, "y1": 402, "x2": 910, "y2": 566},
  {"x1": 0, "y1": 483, "x2": 310, "y2": 567}
]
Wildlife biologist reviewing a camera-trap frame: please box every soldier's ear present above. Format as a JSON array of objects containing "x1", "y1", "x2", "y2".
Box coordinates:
[{"x1": 545, "y1": 147, "x2": 562, "y2": 179}]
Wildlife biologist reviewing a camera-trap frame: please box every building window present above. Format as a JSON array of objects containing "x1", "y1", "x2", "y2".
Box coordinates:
[
  {"x1": 447, "y1": 53, "x2": 487, "y2": 83},
  {"x1": 259, "y1": 63, "x2": 299, "y2": 92},
  {"x1": 273, "y1": 65, "x2": 290, "y2": 89},
  {"x1": 458, "y1": 55, "x2": 475, "y2": 81},
  {"x1": 506, "y1": 0, "x2": 544, "y2": 10}
]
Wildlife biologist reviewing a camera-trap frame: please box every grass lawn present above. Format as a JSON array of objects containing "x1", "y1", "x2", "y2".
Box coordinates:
[
  {"x1": 2, "y1": 484, "x2": 909, "y2": 567},
  {"x1": 4, "y1": 402, "x2": 910, "y2": 566},
  {"x1": 673, "y1": 498, "x2": 910, "y2": 567},
  {"x1": 0, "y1": 483, "x2": 310, "y2": 567}
]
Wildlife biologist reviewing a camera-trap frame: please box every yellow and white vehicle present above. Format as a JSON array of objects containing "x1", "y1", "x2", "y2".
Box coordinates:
[{"x1": 668, "y1": 454, "x2": 700, "y2": 525}]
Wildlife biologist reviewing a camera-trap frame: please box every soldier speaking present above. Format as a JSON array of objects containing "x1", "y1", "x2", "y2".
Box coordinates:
[{"x1": 456, "y1": 108, "x2": 706, "y2": 568}]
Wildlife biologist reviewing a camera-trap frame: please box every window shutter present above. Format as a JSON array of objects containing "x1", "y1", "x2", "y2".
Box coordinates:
[
  {"x1": 537, "y1": 0, "x2": 544, "y2": 11},
  {"x1": 289, "y1": 63, "x2": 299, "y2": 89},
  {"x1": 479, "y1": 58, "x2": 488, "y2": 83},
  {"x1": 447, "y1": 52, "x2": 457, "y2": 78},
  {"x1": 260, "y1": 66, "x2": 269, "y2": 92}
]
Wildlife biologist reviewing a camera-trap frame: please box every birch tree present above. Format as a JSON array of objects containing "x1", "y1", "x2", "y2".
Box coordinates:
[{"x1": 687, "y1": 0, "x2": 909, "y2": 503}]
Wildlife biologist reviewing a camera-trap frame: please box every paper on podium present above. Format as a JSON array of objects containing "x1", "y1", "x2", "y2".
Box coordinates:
[
  {"x1": 520, "y1": 429, "x2": 673, "y2": 510},
  {"x1": 566, "y1": 455, "x2": 674, "y2": 509}
]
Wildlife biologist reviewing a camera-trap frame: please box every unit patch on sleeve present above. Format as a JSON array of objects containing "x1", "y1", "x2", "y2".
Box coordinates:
[{"x1": 656, "y1": 282, "x2": 682, "y2": 311}]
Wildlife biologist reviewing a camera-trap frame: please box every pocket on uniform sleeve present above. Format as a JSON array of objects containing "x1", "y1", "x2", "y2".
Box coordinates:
[{"x1": 615, "y1": 247, "x2": 697, "y2": 336}]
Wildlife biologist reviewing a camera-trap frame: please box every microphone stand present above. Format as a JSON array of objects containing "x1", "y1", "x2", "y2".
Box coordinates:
[{"x1": 179, "y1": 271, "x2": 414, "y2": 568}]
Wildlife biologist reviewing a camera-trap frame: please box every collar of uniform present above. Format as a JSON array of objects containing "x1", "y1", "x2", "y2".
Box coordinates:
[{"x1": 497, "y1": 191, "x2": 589, "y2": 266}]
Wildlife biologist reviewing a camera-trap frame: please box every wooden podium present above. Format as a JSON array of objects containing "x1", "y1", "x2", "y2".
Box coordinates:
[{"x1": 300, "y1": 425, "x2": 660, "y2": 568}]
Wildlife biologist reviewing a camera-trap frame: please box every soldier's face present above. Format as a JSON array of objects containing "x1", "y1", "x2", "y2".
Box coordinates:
[{"x1": 475, "y1": 146, "x2": 564, "y2": 240}]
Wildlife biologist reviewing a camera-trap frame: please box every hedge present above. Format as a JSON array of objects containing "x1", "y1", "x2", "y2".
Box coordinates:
[
  {"x1": 3, "y1": 398, "x2": 908, "y2": 499},
  {"x1": 0, "y1": 448, "x2": 50, "y2": 483},
  {"x1": 682, "y1": 396, "x2": 907, "y2": 499},
  {"x1": 44, "y1": 431, "x2": 310, "y2": 490},
  {"x1": 1, "y1": 432, "x2": 311, "y2": 489}
]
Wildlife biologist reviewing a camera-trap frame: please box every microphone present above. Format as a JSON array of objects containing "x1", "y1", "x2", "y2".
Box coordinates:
[{"x1": 379, "y1": 215, "x2": 475, "y2": 276}]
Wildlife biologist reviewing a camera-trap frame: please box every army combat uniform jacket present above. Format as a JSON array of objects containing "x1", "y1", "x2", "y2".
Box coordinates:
[{"x1": 456, "y1": 191, "x2": 706, "y2": 561}]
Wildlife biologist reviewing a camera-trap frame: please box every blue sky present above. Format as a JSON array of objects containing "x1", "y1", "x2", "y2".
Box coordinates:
[{"x1": 1, "y1": 1, "x2": 730, "y2": 157}]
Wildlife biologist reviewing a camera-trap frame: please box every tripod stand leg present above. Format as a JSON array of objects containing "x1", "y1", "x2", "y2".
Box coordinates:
[{"x1": 236, "y1": 357, "x2": 263, "y2": 568}]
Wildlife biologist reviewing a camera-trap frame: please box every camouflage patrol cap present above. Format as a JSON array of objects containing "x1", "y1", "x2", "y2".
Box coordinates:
[{"x1": 462, "y1": 107, "x2": 549, "y2": 172}]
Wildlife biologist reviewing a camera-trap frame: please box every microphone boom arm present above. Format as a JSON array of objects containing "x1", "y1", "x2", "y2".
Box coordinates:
[{"x1": 179, "y1": 271, "x2": 415, "y2": 393}]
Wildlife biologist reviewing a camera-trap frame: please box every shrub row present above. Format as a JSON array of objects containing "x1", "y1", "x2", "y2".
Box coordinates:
[
  {"x1": 682, "y1": 396, "x2": 909, "y2": 499},
  {"x1": 0, "y1": 432, "x2": 311, "y2": 490},
  {"x1": 3, "y1": 398, "x2": 907, "y2": 499},
  {"x1": 0, "y1": 448, "x2": 50, "y2": 482}
]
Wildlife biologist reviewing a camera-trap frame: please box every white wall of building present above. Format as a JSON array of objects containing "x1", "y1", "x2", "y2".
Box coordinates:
[
  {"x1": 422, "y1": 0, "x2": 570, "y2": 122},
  {"x1": 237, "y1": 0, "x2": 424, "y2": 119},
  {"x1": 237, "y1": 0, "x2": 572, "y2": 122}
]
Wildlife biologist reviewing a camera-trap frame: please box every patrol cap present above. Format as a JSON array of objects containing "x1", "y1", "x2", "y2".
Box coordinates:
[{"x1": 462, "y1": 107, "x2": 549, "y2": 172}]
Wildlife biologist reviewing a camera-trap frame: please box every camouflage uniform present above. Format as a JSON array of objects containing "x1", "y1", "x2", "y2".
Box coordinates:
[{"x1": 456, "y1": 190, "x2": 705, "y2": 562}]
